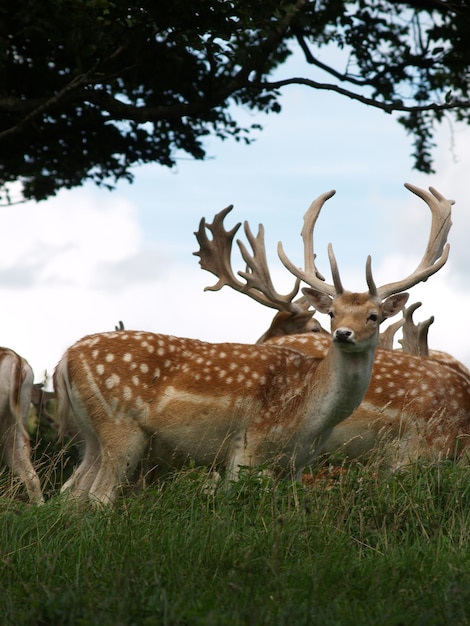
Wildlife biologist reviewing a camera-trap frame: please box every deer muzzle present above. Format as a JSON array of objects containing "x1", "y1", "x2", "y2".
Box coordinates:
[{"x1": 333, "y1": 328, "x2": 354, "y2": 344}]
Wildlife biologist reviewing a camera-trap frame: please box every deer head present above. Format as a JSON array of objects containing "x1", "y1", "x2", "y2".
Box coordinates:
[{"x1": 277, "y1": 183, "x2": 452, "y2": 350}]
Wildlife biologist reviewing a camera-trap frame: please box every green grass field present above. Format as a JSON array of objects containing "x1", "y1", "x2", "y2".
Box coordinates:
[{"x1": 2, "y1": 447, "x2": 470, "y2": 625}]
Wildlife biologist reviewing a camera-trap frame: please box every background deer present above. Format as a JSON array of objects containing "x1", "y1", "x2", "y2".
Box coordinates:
[
  {"x1": 195, "y1": 184, "x2": 463, "y2": 469},
  {"x1": 54, "y1": 185, "x2": 449, "y2": 505},
  {"x1": 194, "y1": 205, "x2": 329, "y2": 343},
  {"x1": 269, "y1": 328, "x2": 470, "y2": 468},
  {"x1": 0, "y1": 348, "x2": 44, "y2": 504}
]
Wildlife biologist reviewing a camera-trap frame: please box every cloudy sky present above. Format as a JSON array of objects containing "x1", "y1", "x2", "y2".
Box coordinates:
[{"x1": 1, "y1": 48, "x2": 469, "y2": 385}]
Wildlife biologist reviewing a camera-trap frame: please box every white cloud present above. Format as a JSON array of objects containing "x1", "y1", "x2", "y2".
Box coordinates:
[
  {"x1": 0, "y1": 189, "x2": 144, "y2": 378},
  {"x1": 0, "y1": 189, "x2": 141, "y2": 287}
]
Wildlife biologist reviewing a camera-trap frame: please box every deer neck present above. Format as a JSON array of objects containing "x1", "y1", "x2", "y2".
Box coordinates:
[
  {"x1": 312, "y1": 336, "x2": 378, "y2": 429},
  {"x1": 279, "y1": 337, "x2": 378, "y2": 475}
]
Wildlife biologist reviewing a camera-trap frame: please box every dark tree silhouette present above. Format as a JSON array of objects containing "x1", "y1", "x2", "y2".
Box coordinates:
[{"x1": 2, "y1": 0, "x2": 469, "y2": 203}]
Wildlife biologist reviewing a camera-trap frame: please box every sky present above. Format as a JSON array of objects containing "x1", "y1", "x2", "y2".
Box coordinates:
[{"x1": 1, "y1": 48, "x2": 470, "y2": 386}]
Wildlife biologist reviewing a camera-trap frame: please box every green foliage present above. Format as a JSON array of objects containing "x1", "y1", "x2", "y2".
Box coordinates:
[
  {"x1": 2, "y1": 462, "x2": 470, "y2": 624},
  {"x1": 1, "y1": 0, "x2": 470, "y2": 202}
]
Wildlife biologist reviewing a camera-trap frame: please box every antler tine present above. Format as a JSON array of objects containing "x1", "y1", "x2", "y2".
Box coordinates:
[
  {"x1": 404, "y1": 300, "x2": 424, "y2": 319},
  {"x1": 194, "y1": 205, "x2": 303, "y2": 311},
  {"x1": 237, "y1": 221, "x2": 302, "y2": 312},
  {"x1": 278, "y1": 190, "x2": 337, "y2": 297},
  {"x1": 399, "y1": 301, "x2": 434, "y2": 356},
  {"x1": 378, "y1": 317, "x2": 405, "y2": 350},
  {"x1": 407, "y1": 184, "x2": 453, "y2": 269},
  {"x1": 301, "y1": 193, "x2": 333, "y2": 281},
  {"x1": 374, "y1": 184, "x2": 454, "y2": 299},
  {"x1": 193, "y1": 205, "x2": 245, "y2": 293}
]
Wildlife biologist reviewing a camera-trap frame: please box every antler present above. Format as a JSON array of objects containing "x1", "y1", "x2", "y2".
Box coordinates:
[
  {"x1": 193, "y1": 205, "x2": 305, "y2": 313},
  {"x1": 398, "y1": 301, "x2": 434, "y2": 356},
  {"x1": 368, "y1": 184, "x2": 454, "y2": 299},
  {"x1": 278, "y1": 184, "x2": 453, "y2": 300},
  {"x1": 378, "y1": 317, "x2": 405, "y2": 350},
  {"x1": 193, "y1": 206, "x2": 242, "y2": 292},
  {"x1": 236, "y1": 221, "x2": 302, "y2": 311},
  {"x1": 277, "y1": 190, "x2": 343, "y2": 297}
]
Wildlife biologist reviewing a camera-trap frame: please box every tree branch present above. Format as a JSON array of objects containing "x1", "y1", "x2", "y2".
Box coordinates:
[
  {"x1": 246, "y1": 0, "x2": 309, "y2": 78},
  {"x1": 251, "y1": 76, "x2": 470, "y2": 113},
  {"x1": 0, "y1": 47, "x2": 129, "y2": 141},
  {"x1": 0, "y1": 4, "x2": 311, "y2": 135},
  {"x1": 0, "y1": 70, "x2": 96, "y2": 141},
  {"x1": 295, "y1": 32, "x2": 370, "y2": 87},
  {"x1": 294, "y1": 31, "x2": 434, "y2": 89}
]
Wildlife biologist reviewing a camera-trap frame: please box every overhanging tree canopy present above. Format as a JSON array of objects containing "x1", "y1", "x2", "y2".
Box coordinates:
[{"x1": 1, "y1": 0, "x2": 470, "y2": 203}]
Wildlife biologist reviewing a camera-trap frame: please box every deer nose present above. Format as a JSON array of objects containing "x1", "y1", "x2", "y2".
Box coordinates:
[{"x1": 334, "y1": 328, "x2": 354, "y2": 343}]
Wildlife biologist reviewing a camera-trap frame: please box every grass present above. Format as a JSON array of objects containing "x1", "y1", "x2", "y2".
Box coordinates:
[{"x1": 2, "y1": 444, "x2": 470, "y2": 626}]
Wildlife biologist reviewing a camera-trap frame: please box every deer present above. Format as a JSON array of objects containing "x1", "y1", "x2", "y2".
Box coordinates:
[
  {"x1": 53, "y1": 184, "x2": 450, "y2": 505},
  {"x1": 31, "y1": 381, "x2": 57, "y2": 426},
  {"x1": 0, "y1": 348, "x2": 44, "y2": 504},
  {"x1": 194, "y1": 184, "x2": 463, "y2": 470}
]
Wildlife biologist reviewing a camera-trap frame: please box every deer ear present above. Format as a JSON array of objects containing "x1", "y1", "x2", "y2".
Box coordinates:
[
  {"x1": 301, "y1": 287, "x2": 333, "y2": 314},
  {"x1": 381, "y1": 292, "x2": 409, "y2": 320}
]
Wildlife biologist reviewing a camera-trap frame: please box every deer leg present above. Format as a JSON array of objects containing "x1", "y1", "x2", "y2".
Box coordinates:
[
  {"x1": 88, "y1": 426, "x2": 148, "y2": 505},
  {"x1": 61, "y1": 428, "x2": 102, "y2": 499},
  {"x1": 225, "y1": 430, "x2": 263, "y2": 481},
  {"x1": 1, "y1": 423, "x2": 44, "y2": 504},
  {"x1": 226, "y1": 430, "x2": 299, "y2": 483}
]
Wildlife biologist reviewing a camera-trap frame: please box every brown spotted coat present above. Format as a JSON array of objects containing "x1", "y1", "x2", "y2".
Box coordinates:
[{"x1": 268, "y1": 333, "x2": 470, "y2": 467}]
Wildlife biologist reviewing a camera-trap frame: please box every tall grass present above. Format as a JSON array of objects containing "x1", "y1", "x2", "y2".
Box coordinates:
[{"x1": 2, "y1": 457, "x2": 470, "y2": 625}]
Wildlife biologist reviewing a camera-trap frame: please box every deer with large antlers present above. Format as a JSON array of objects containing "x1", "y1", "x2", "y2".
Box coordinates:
[
  {"x1": 196, "y1": 184, "x2": 465, "y2": 468},
  {"x1": 0, "y1": 348, "x2": 44, "y2": 504},
  {"x1": 194, "y1": 199, "x2": 410, "y2": 349},
  {"x1": 54, "y1": 184, "x2": 450, "y2": 505}
]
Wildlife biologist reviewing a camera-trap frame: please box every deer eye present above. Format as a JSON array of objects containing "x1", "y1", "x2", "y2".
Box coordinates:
[
  {"x1": 328, "y1": 311, "x2": 335, "y2": 319},
  {"x1": 368, "y1": 313, "x2": 379, "y2": 322}
]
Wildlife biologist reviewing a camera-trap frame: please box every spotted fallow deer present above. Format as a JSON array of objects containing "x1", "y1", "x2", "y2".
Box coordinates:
[
  {"x1": 54, "y1": 185, "x2": 449, "y2": 505},
  {"x1": 195, "y1": 184, "x2": 462, "y2": 468},
  {"x1": 0, "y1": 348, "x2": 44, "y2": 504}
]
